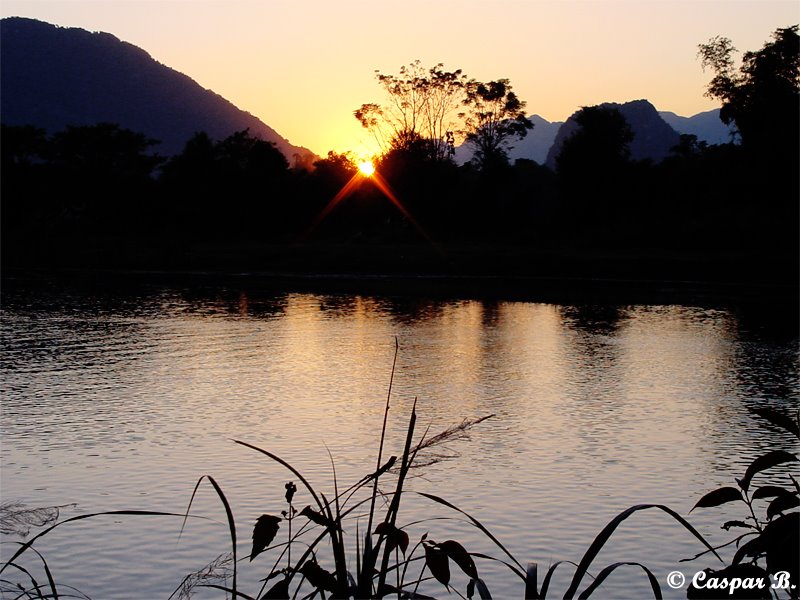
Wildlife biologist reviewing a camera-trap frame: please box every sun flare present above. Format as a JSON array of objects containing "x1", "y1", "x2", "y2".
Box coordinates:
[{"x1": 358, "y1": 160, "x2": 375, "y2": 177}]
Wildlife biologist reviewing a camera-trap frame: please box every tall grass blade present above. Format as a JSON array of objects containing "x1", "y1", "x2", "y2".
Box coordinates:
[
  {"x1": 417, "y1": 492, "x2": 523, "y2": 571},
  {"x1": 234, "y1": 440, "x2": 325, "y2": 514},
  {"x1": 197, "y1": 583, "x2": 257, "y2": 599},
  {"x1": 468, "y1": 553, "x2": 525, "y2": 581},
  {"x1": 538, "y1": 560, "x2": 581, "y2": 600},
  {"x1": 3, "y1": 561, "x2": 41, "y2": 598},
  {"x1": 576, "y1": 562, "x2": 661, "y2": 599},
  {"x1": 360, "y1": 337, "x2": 400, "y2": 597},
  {"x1": 563, "y1": 504, "x2": 722, "y2": 599},
  {"x1": 204, "y1": 475, "x2": 238, "y2": 599},
  {"x1": 25, "y1": 545, "x2": 58, "y2": 600},
  {"x1": 525, "y1": 562, "x2": 538, "y2": 599},
  {"x1": 1, "y1": 510, "x2": 182, "y2": 574}
]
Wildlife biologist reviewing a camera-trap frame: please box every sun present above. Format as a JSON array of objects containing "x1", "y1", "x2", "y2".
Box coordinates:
[{"x1": 358, "y1": 160, "x2": 375, "y2": 177}]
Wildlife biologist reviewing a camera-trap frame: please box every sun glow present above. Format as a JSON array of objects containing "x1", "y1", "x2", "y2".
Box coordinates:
[{"x1": 358, "y1": 160, "x2": 375, "y2": 177}]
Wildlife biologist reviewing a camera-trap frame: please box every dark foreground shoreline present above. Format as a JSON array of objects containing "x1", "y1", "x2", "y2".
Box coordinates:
[{"x1": 2, "y1": 240, "x2": 797, "y2": 307}]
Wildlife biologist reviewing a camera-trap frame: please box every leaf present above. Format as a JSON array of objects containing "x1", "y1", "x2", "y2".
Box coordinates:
[
  {"x1": 250, "y1": 514, "x2": 281, "y2": 561},
  {"x1": 467, "y1": 579, "x2": 475, "y2": 599},
  {"x1": 767, "y1": 493, "x2": 800, "y2": 520},
  {"x1": 439, "y1": 540, "x2": 479, "y2": 580},
  {"x1": 284, "y1": 481, "x2": 297, "y2": 504},
  {"x1": 691, "y1": 487, "x2": 743, "y2": 512},
  {"x1": 300, "y1": 505, "x2": 335, "y2": 529},
  {"x1": 417, "y1": 492, "x2": 524, "y2": 571},
  {"x1": 262, "y1": 577, "x2": 290, "y2": 599},
  {"x1": 738, "y1": 450, "x2": 799, "y2": 492},
  {"x1": 424, "y1": 542, "x2": 450, "y2": 587},
  {"x1": 577, "y1": 562, "x2": 661, "y2": 599},
  {"x1": 764, "y1": 513, "x2": 799, "y2": 581},
  {"x1": 360, "y1": 455, "x2": 397, "y2": 484},
  {"x1": 562, "y1": 504, "x2": 721, "y2": 599},
  {"x1": 474, "y1": 577, "x2": 492, "y2": 599},
  {"x1": 300, "y1": 559, "x2": 337, "y2": 593},
  {"x1": 732, "y1": 535, "x2": 765, "y2": 565},
  {"x1": 721, "y1": 520, "x2": 753, "y2": 531},
  {"x1": 374, "y1": 521, "x2": 410, "y2": 555},
  {"x1": 751, "y1": 485, "x2": 793, "y2": 500},
  {"x1": 749, "y1": 406, "x2": 800, "y2": 438}
]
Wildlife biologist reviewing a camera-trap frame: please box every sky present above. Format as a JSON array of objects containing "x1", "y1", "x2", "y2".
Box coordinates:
[{"x1": 1, "y1": 0, "x2": 798, "y2": 157}]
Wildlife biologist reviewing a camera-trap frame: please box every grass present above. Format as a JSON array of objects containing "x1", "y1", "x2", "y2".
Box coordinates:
[{"x1": 1, "y1": 349, "x2": 797, "y2": 599}]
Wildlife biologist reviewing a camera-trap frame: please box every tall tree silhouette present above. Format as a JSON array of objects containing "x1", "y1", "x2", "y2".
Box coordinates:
[{"x1": 461, "y1": 79, "x2": 533, "y2": 171}]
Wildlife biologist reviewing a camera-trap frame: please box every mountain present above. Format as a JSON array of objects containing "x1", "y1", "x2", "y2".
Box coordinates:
[
  {"x1": 545, "y1": 99, "x2": 680, "y2": 168},
  {"x1": 659, "y1": 109, "x2": 736, "y2": 145},
  {"x1": 507, "y1": 115, "x2": 563, "y2": 164},
  {"x1": 455, "y1": 114, "x2": 563, "y2": 165},
  {"x1": 0, "y1": 17, "x2": 316, "y2": 163}
]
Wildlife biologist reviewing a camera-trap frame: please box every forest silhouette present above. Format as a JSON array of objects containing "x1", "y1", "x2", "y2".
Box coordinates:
[{"x1": 2, "y1": 26, "x2": 797, "y2": 290}]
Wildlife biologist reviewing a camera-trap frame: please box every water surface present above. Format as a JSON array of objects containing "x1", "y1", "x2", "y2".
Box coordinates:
[{"x1": 1, "y1": 280, "x2": 797, "y2": 598}]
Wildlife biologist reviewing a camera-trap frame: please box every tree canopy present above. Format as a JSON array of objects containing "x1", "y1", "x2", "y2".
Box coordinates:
[
  {"x1": 698, "y1": 25, "x2": 799, "y2": 159},
  {"x1": 355, "y1": 61, "x2": 532, "y2": 169}
]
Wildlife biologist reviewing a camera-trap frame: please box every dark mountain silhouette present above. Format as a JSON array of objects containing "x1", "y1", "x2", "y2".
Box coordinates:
[
  {"x1": 545, "y1": 99, "x2": 680, "y2": 168},
  {"x1": 658, "y1": 109, "x2": 736, "y2": 145},
  {"x1": 0, "y1": 17, "x2": 316, "y2": 163}
]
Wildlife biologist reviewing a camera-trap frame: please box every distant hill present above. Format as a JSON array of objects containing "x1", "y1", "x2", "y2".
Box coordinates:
[
  {"x1": 455, "y1": 102, "x2": 731, "y2": 167},
  {"x1": 0, "y1": 17, "x2": 316, "y2": 163},
  {"x1": 545, "y1": 99, "x2": 680, "y2": 168},
  {"x1": 455, "y1": 114, "x2": 562, "y2": 165},
  {"x1": 659, "y1": 109, "x2": 736, "y2": 145}
]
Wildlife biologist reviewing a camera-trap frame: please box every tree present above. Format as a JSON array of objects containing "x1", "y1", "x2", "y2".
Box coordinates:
[
  {"x1": 460, "y1": 79, "x2": 533, "y2": 171},
  {"x1": 554, "y1": 106, "x2": 635, "y2": 235},
  {"x1": 698, "y1": 25, "x2": 798, "y2": 238},
  {"x1": 698, "y1": 25, "x2": 799, "y2": 161},
  {"x1": 555, "y1": 106, "x2": 633, "y2": 177},
  {"x1": 355, "y1": 60, "x2": 467, "y2": 161}
]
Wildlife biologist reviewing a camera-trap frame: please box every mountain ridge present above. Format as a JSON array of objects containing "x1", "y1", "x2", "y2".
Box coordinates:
[{"x1": 0, "y1": 17, "x2": 317, "y2": 163}]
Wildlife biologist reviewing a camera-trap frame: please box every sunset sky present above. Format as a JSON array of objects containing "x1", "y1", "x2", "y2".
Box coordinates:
[{"x1": 2, "y1": 0, "x2": 797, "y2": 156}]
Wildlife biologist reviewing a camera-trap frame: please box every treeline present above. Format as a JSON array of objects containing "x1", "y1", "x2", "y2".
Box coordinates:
[
  {"x1": 2, "y1": 25, "x2": 797, "y2": 272},
  {"x1": 2, "y1": 118, "x2": 795, "y2": 253}
]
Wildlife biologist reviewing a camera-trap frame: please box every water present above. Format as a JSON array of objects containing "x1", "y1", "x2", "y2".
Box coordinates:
[{"x1": 1, "y1": 278, "x2": 797, "y2": 599}]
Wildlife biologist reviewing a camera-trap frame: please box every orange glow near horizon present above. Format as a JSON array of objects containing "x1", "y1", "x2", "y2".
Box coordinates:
[
  {"x1": 358, "y1": 160, "x2": 375, "y2": 177},
  {"x1": 1, "y1": 1, "x2": 796, "y2": 156},
  {"x1": 303, "y1": 165, "x2": 434, "y2": 245}
]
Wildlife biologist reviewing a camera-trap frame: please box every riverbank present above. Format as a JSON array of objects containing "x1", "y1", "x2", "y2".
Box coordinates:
[{"x1": 2, "y1": 239, "x2": 797, "y2": 306}]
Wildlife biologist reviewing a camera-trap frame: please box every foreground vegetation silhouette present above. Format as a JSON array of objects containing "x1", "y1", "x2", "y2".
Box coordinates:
[{"x1": 1, "y1": 342, "x2": 797, "y2": 599}]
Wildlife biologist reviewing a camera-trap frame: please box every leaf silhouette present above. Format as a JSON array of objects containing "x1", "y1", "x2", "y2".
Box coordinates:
[
  {"x1": 262, "y1": 576, "x2": 290, "y2": 599},
  {"x1": 424, "y1": 542, "x2": 450, "y2": 587},
  {"x1": 691, "y1": 487, "x2": 742, "y2": 512},
  {"x1": 764, "y1": 513, "x2": 799, "y2": 581},
  {"x1": 767, "y1": 493, "x2": 800, "y2": 520},
  {"x1": 738, "y1": 450, "x2": 799, "y2": 492},
  {"x1": 751, "y1": 485, "x2": 793, "y2": 500},
  {"x1": 284, "y1": 481, "x2": 297, "y2": 504},
  {"x1": 721, "y1": 520, "x2": 753, "y2": 531},
  {"x1": 300, "y1": 559, "x2": 337, "y2": 593},
  {"x1": 439, "y1": 539, "x2": 479, "y2": 579},
  {"x1": 250, "y1": 514, "x2": 281, "y2": 561},
  {"x1": 474, "y1": 577, "x2": 492, "y2": 599},
  {"x1": 300, "y1": 505, "x2": 334, "y2": 529},
  {"x1": 749, "y1": 407, "x2": 800, "y2": 438},
  {"x1": 374, "y1": 521, "x2": 409, "y2": 555}
]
